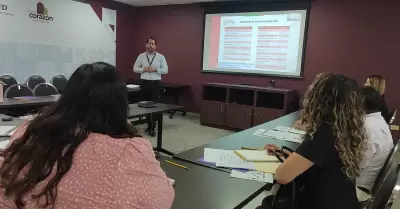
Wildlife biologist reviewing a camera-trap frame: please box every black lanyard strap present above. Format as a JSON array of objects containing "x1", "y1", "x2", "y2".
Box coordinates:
[{"x1": 146, "y1": 53, "x2": 156, "y2": 66}]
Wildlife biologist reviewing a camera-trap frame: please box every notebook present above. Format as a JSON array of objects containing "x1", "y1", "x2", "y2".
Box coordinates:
[
  {"x1": 254, "y1": 162, "x2": 281, "y2": 174},
  {"x1": 234, "y1": 150, "x2": 280, "y2": 162},
  {"x1": 0, "y1": 126, "x2": 17, "y2": 137}
]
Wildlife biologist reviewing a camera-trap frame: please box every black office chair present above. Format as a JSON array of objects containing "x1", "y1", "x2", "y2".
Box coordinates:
[
  {"x1": 33, "y1": 83, "x2": 59, "y2": 96},
  {"x1": 365, "y1": 141, "x2": 400, "y2": 208},
  {"x1": 26, "y1": 75, "x2": 46, "y2": 90},
  {"x1": 367, "y1": 164, "x2": 400, "y2": 209},
  {"x1": 389, "y1": 109, "x2": 398, "y2": 125},
  {"x1": 384, "y1": 168, "x2": 400, "y2": 209},
  {"x1": 372, "y1": 141, "x2": 400, "y2": 194},
  {"x1": 0, "y1": 75, "x2": 18, "y2": 94},
  {"x1": 51, "y1": 74, "x2": 68, "y2": 93},
  {"x1": 4, "y1": 84, "x2": 34, "y2": 98}
]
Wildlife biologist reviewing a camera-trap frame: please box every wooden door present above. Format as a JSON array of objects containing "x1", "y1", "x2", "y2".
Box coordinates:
[
  {"x1": 225, "y1": 103, "x2": 253, "y2": 130},
  {"x1": 253, "y1": 107, "x2": 284, "y2": 126},
  {"x1": 200, "y1": 100, "x2": 226, "y2": 126}
]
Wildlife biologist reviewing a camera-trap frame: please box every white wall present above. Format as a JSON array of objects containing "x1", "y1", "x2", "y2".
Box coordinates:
[{"x1": 0, "y1": 0, "x2": 116, "y2": 83}]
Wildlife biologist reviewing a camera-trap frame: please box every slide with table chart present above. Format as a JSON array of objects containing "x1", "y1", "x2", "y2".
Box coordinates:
[{"x1": 202, "y1": 10, "x2": 308, "y2": 77}]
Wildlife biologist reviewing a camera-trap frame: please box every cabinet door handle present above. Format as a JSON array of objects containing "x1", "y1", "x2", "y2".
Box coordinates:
[
  {"x1": 254, "y1": 109, "x2": 258, "y2": 119},
  {"x1": 248, "y1": 110, "x2": 252, "y2": 117}
]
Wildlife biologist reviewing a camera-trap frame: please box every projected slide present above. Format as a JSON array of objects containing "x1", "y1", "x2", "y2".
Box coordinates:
[{"x1": 202, "y1": 10, "x2": 307, "y2": 77}]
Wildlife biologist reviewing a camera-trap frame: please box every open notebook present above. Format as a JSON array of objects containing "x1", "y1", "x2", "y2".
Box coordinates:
[{"x1": 234, "y1": 150, "x2": 280, "y2": 162}]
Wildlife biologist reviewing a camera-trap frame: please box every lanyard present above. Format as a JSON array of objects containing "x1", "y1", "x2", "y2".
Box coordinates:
[{"x1": 146, "y1": 53, "x2": 156, "y2": 66}]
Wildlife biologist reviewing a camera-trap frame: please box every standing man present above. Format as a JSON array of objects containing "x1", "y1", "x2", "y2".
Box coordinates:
[{"x1": 134, "y1": 37, "x2": 168, "y2": 136}]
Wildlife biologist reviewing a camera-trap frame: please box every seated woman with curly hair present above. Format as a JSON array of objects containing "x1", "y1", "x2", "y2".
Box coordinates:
[{"x1": 261, "y1": 73, "x2": 367, "y2": 209}]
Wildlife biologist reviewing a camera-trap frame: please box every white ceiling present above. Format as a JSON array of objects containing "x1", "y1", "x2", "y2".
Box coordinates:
[{"x1": 113, "y1": 0, "x2": 224, "y2": 7}]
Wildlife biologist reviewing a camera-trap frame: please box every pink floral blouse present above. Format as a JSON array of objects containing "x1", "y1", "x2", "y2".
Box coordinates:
[{"x1": 0, "y1": 125, "x2": 175, "y2": 209}]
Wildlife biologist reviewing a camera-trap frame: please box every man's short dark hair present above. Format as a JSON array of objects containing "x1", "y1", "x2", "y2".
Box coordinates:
[
  {"x1": 146, "y1": 37, "x2": 157, "y2": 44},
  {"x1": 361, "y1": 86, "x2": 381, "y2": 113}
]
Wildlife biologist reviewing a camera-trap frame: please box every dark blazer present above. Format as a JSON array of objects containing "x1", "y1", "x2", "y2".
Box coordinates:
[{"x1": 379, "y1": 95, "x2": 390, "y2": 124}]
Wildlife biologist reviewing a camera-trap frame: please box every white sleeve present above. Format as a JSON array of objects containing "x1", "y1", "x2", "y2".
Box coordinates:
[
  {"x1": 156, "y1": 55, "x2": 168, "y2": 75},
  {"x1": 133, "y1": 55, "x2": 144, "y2": 73},
  {"x1": 360, "y1": 141, "x2": 377, "y2": 169}
]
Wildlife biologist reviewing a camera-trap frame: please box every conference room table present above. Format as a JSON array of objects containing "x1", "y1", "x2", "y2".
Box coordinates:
[
  {"x1": 0, "y1": 95, "x2": 184, "y2": 156},
  {"x1": 0, "y1": 86, "x2": 140, "y2": 110},
  {"x1": 128, "y1": 103, "x2": 184, "y2": 155},
  {"x1": 163, "y1": 111, "x2": 301, "y2": 208},
  {"x1": 127, "y1": 80, "x2": 190, "y2": 118},
  {"x1": 174, "y1": 111, "x2": 301, "y2": 172},
  {"x1": 0, "y1": 96, "x2": 60, "y2": 109},
  {"x1": 0, "y1": 110, "x2": 302, "y2": 208},
  {"x1": 159, "y1": 156, "x2": 268, "y2": 209}
]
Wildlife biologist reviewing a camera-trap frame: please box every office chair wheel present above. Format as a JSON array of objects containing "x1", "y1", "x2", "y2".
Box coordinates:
[
  {"x1": 169, "y1": 115, "x2": 174, "y2": 119},
  {"x1": 182, "y1": 112, "x2": 187, "y2": 116}
]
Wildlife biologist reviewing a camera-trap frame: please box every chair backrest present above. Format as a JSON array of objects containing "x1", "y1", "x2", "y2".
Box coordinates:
[
  {"x1": 389, "y1": 109, "x2": 398, "y2": 125},
  {"x1": 372, "y1": 141, "x2": 400, "y2": 194},
  {"x1": 51, "y1": 74, "x2": 68, "y2": 93},
  {"x1": 33, "y1": 83, "x2": 59, "y2": 97},
  {"x1": 0, "y1": 75, "x2": 18, "y2": 94},
  {"x1": 368, "y1": 164, "x2": 400, "y2": 209},
  {"x1": 385, "y1": 169, "x2": 400, "y2": 209},
  {"x1": 4, "y1": 84, "x2": 34, "y2": 98},
  {"x1": 26, "y1": 75, "x2": 46, "y2": 90}
]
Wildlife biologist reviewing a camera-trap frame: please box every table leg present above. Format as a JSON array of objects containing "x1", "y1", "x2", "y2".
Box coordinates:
[
  {"x1": 169, "y1": 88, "x2": 187, "y2": 119},
  {"x1": 153, "y1": 113, "x2": 175, "y2": 157}
]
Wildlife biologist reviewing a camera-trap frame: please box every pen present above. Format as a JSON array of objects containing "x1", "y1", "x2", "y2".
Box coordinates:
[
  {"x1": 241, "y1": 147, "x2": 264, "y2": 151},
  {"x1": 165, "y1": 160, "x2": 189, "y2": 170}
]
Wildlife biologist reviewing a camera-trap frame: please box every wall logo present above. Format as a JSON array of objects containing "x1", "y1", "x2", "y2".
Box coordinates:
[
  {"x1": 29, "y1": 2, "x2": 54, "y2": 22},
  {"x1": 0, "y1": 4, "x2": 7, "y2": 11},
  {"x1": 0, "y1": 4, "x2": 14, "y2": 16}
]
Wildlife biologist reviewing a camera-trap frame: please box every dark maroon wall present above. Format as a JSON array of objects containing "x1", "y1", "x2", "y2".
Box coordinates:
[{"x1": 106, "y1": 0, "x2": 400, "y2": 113}]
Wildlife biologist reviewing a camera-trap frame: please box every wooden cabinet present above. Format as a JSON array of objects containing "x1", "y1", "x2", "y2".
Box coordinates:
[
  {"x1": 225, "y1": 103, "x2": 253, "y2": 129},
  {"x1": 200, "y1": 100, "x2": 226, "y2": 126},
  {"x1": 201, "y1": 83, "x2": 298, "y2": 130},
  {"x1": 253, "y1": 107, "x2": 284, "y2": 126}
]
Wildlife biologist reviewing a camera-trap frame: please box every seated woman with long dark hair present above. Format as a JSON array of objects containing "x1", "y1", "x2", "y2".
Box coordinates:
[
  {"x1": 262, "y1": 74, "x2": 367, "y2": 209},
  {"x1": 0, "y1": 63, "x2": 174, "y2": 209}
]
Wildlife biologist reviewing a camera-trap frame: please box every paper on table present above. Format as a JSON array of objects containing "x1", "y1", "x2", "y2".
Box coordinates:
[
  {"x1": 204, "y1": 148, "x2": 233, "y2": 162},
  {"x1": 253, "y1": 129, "x2": 267, "y2": 137},
  {"x1": 273, "y1": 126, "x2": 292, "y2": 132},
  {"x1": 0, "y1": 140, "x2": 10, "y2": 150},
  {"x1": 289, "y1": 128, "x2": 306, "y2": 135},
  {"x1": 262, "y1": 130, "x2": 303, "y2": 143},
  {"x1": 0, "y1": 126, "x2": 17, "y2": 137},
  {"x1": 231, "y1": 170, "x2": 274, "y2": 183},
  {"x1": 204, "y1": 148, "x2": 256, "y2": 170}
]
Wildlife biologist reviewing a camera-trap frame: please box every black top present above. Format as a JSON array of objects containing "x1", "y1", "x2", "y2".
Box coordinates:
[
  {"x1": 379, "y1": 96, "x2": 390, "y2": 124},
  {"x1": 295, "y1": 124, "x2": 360, "y2": 209}
]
